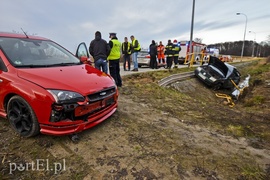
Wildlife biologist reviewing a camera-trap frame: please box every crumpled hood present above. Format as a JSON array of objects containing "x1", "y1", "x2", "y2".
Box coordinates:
[{"x1": 17, "y1": 64, "x2": 115, "y2": 95}]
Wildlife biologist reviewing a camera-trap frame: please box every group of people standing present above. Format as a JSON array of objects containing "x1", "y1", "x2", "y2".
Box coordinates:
[
  {"x1": 122, "y1": 35, "x2": 141, "y2": 71},
  {"x1": 89, "y1": 31, "x2": 141, "y2": 87},
  {"x1": 149, "y1": 39, "x2": 181, "y2": 70}
]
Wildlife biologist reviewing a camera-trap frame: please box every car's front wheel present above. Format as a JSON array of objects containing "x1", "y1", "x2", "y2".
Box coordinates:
[
  {"x1": 212, "y1": 82, "x2": 222, "y2": 91},
  {"x1": 7, "y1": 96, "x2": 40, "y2": 137}
]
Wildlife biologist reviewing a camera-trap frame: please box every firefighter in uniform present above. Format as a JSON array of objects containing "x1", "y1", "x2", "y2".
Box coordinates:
[
  {"x1": 108, "y1": 33, "x2": 122, "y2": 87},
  {"x1": 172, "y1": 39, "x2": 181, "y2": 68},
  {"x1": 157, "y1": 41, "x2": 165, "y2": 65},
  {"x1": 165, "y1": 39, "x2": 174, "y2": 70}
]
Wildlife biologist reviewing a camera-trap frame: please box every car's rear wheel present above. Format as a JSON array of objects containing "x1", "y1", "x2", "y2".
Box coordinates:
[{"x1": 7, "y1": 96, "x2": 40, "y2": 137}]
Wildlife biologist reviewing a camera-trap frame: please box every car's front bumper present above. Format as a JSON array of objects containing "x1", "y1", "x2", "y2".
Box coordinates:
[
  {"x1": 195, "y1": 68, "x2": 217, "y2": 86},
  {"x1": 39, "y1": 101, "x2": 117, "y2": 136}
]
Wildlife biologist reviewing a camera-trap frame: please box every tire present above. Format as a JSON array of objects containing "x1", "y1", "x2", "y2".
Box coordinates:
[
  {"x1": 212, "y1": 83, "x2": 222, "y2": 91},
  {"x1": 7, "y1": 95, "x2": 40, "y2": 137}
]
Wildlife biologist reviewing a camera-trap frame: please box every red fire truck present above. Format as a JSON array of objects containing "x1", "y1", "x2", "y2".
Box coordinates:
[{"x1": 178, "y1": 40, "x2": 206, "y2": 64}]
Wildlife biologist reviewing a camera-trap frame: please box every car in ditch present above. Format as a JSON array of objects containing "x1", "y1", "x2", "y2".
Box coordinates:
[
  {"x1": 0, "y1": 32, "x2": 118, "y2": 137},
  {"x1": 194, "y1": 56, "x2": 241, "y2": 90}
]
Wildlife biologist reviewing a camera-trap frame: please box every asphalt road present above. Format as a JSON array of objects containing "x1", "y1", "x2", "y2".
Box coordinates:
[
  {"x1": 119, "y1": 58, "x2": 244, "y2": 76},
  {"x1": 119, "y1": 64, "x2": 197, "y2": 76}
]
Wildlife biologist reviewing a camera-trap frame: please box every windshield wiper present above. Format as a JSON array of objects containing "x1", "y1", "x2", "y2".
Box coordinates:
[
  {"x1": 15, "y1": 62, "x2": 82, "y2": 68},
  {"x1": 48, "y1": 62, "x2": 82, "y2": 67},
  {"x1": 16, "y1": 64, "x2": 50, "y2": 68}
]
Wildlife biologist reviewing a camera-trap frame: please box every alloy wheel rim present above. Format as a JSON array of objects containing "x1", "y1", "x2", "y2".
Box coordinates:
[{"x1": 8, "y1": 100, "x2": 32, "y2": 134}]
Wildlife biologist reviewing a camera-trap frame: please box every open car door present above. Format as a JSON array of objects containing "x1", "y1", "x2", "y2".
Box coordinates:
[{"x1": 75, "y1": 42, "x2": 92, "y2": 65}]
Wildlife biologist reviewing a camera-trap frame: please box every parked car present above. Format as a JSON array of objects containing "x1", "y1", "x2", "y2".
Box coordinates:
[
  {"x1": 0, "y1": 32, "x2": 118, "y2": 137},
  {"x1": 138, "y1": 50, "x2": 150, "y2": 67},
  {"x1": 137, "y1": 50, "x2": 166, "y2": 68},
  {"x1": 194, "y1": 56, "x2": 241, "y2": 90}
]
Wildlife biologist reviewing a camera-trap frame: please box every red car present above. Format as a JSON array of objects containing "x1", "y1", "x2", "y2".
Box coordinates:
[{"x1": 0, "y1": 32, "x2": 118, "y2": 137}]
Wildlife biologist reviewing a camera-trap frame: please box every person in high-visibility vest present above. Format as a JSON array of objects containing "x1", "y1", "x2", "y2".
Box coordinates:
[
  {"x1": 121, "y1": 37, "x2": 132, "y2": 71},
  {"x1": 172, "y1": 39, "x2": 181, "y2": 68},
  {"x1": 157, "y1": 41, "x2": 165, "y2": 64},
  {"x1": 165, "y1": 39, "x2": 174, "y2": 70},
  {"x1": 130, "y1": 35, "x2": 141, "y2": 71},
  {"x1": 108, "y1": 33, "x2": 122, "y2": 87}
]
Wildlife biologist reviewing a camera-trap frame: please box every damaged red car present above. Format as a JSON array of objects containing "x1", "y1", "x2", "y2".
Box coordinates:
[{"x1": 0, "y1": 32, "x2": 118, "y2": 137}]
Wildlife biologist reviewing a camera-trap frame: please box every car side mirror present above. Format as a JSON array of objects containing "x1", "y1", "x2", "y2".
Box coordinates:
[
  {"x1": 80, "y1": 56, "x2": 93, "y2": 66},
  {"x1": 80, "y1": 56, "x2": 88, "y2": 63}
]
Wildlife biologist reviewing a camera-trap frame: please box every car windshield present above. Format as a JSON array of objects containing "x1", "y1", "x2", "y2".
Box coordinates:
[{"x1": 0, "y1": 37, "x2": 81, "y2": 67}]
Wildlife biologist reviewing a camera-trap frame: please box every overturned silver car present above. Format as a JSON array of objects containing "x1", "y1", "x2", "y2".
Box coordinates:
[{"x1": 194, "y1": 56, "x2": 241, "y2": 90}]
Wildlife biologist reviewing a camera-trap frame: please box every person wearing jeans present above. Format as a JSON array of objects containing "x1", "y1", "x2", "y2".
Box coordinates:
[
  {"x1": 130, "y1": 35, "x2": 141, "y2": 71},
  {"x1": 95, "y1": 58, "x2": 108, "y2": 73},
  {"x1": 131, "y1": 52, "x2": 138, "y2": 71},
  {"x1": 89, "y1": 31, "x2": 111, "y2": 74}
]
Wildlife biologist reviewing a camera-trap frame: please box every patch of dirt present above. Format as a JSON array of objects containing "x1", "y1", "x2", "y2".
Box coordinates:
[{"x1": 0, "y1": 61, "x2": 270, "y2": 179}]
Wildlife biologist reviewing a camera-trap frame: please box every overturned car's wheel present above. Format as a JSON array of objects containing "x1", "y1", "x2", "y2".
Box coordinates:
[
  {"x1": 7, "y1": 96, "x2": 40, "y2": 137},
  {"x1": 212, "y1": 82, "x2": 222, "y2": 91}
]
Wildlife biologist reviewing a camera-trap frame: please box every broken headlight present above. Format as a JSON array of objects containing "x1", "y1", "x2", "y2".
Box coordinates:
[{"x1": 48, "y1": 90, "x2": 85, "y2": 104}]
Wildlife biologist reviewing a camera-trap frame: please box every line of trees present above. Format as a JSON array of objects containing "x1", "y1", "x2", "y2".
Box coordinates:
[
  {"x1": 208, "y1": 41, "x2": 270, "y2": 57},
  {"x1": 195, "y1": 35, "x2": 270, "y2": 57}
]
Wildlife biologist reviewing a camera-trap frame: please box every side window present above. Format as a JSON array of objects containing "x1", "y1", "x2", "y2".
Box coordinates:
[
  {"x1": 76, "y1": 43, "x2": 89, "y2": 58},
  {"x1": 0, "y1": 57, "x2": 8, "y2": 72}
]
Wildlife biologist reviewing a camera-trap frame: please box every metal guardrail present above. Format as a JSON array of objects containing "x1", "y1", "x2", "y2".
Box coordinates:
[{"x1": 158, "y1": 71, "x2": 195, "y2": 87}]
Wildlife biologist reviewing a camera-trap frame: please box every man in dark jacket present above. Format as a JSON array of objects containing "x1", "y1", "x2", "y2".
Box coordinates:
[
  {"x1": 165, "y1": 39, "x2": 174, "y2": 70},
  {"x1": 89, "y1": 31, "x2": 111, "y2": 73},
  {"x1": 149, "y1": 40, "x2": 157, "y2": 69}
]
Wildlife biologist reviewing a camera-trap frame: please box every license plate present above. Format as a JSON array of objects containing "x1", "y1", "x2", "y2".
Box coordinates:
[
  {"x1": 198, "y1": 73, "x2": 206, "y2": 80},
  {"x1": 101, "y1": 97, "x2": 114, "y2": 107},
  {"x1": 106, "y1": 97, "x2": 114, "y2": 106}
]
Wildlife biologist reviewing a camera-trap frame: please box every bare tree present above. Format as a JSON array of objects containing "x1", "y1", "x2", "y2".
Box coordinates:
[{"x1": 194, "y1": 38, "x2": 203, "y2": 44}]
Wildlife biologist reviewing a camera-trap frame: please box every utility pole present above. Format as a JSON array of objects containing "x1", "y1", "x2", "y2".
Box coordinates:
[
  {"x1": 249, "y1": 31, "x2": 256, "y2": 57},
  {"x1": 189, "y1": 0, "x2": 195, "y2": 62}
]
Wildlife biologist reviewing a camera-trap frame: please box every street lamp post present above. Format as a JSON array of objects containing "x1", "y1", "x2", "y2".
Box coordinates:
[
  {"x1": 236, "y1": 12, "x2": 248, "y2": 61},
  {"x1": 249, "y1": 31, "x2": 256, "y2": 57}
]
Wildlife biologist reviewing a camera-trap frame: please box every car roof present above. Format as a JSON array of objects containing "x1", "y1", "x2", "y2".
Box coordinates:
[{"x1": 0, "y1": 32, "x2": 49, "y2": 41}]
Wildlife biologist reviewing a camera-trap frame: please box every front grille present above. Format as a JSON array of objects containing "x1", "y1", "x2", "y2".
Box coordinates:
[{"x1": 87, "y1": 87, "x2": 116, "y2": 102}]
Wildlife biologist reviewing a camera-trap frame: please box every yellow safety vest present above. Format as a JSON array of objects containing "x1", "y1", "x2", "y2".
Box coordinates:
[
  {"x1": 122, "y1": 42, "x2": 132, "y2": 55},
  {"x1": 132, "y1": 39, "x2": 141, "y2": 52},
  {"x1": 108, "y1": 39, "x2": 121, "y2": 60}
]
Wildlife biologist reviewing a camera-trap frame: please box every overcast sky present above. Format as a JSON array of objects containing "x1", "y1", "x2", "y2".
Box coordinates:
[{"x1": 1, "y1": 0, "x2": 270, "y2": 53}]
